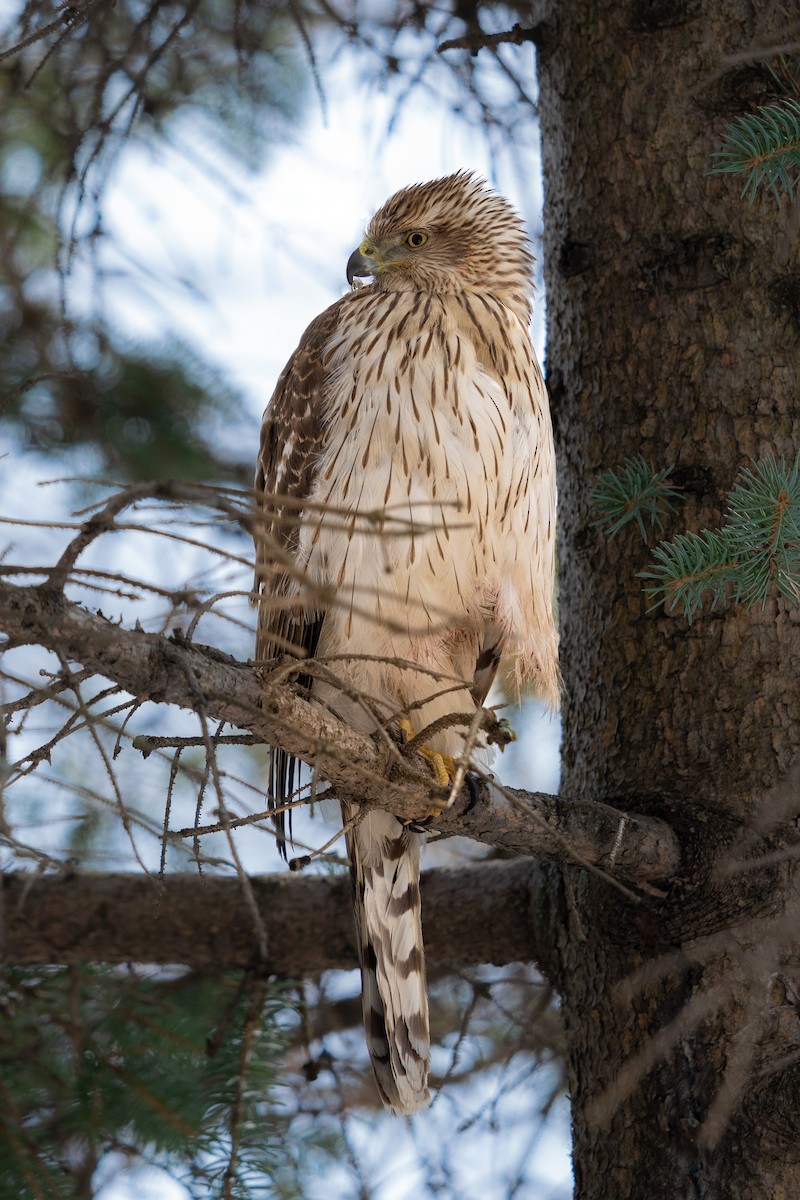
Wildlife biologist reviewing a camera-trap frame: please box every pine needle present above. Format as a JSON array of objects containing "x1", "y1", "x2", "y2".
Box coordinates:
[
  {"x1": 724, "y1": 455, "x2": 800, "y2": 606},
  {"x1": 641, "y1": 454, "x2": 800, "y2": 619},
  {"x1": 712, "y1": 98, "x2": 800, "y2": 203},
  {"x1": 639, "y1": 528, "x2": 739, "y2": 621},
  {"x1": 591, "y1": 455, "x2": 682, "y2": 542}
]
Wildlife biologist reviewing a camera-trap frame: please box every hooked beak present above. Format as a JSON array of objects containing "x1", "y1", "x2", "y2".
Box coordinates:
[{"x1": 346, "y1": 245, "x2": 377, "y2": 286}]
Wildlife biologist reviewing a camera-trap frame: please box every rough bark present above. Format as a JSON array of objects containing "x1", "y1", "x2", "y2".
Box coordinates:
[
  {"x1": 0, "y1": 577, "x2": 679, "y2": 884},
  {"x1": 0, "y1": 861, "x2": 545, "y2": 973},
  {"x1": 536, "y1": 2, "x2": 800, "y2": 1197}
]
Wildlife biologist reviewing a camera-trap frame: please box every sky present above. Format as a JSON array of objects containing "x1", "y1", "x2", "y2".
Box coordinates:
[{"x1": 4, "y1": 22, "x2": 572, "y2": 1199}]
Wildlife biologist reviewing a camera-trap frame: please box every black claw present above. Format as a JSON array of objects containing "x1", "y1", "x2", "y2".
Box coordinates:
[
  {"x1": 463, "y1": 772, "x2": 482, "y2": 814},
  {"x1": 400, "y1": 816, "x2": 437, "y2": 833}
]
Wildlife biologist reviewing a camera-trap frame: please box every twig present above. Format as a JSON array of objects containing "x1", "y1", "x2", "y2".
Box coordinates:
[
  {"x1": 438, "y1": 23, "x2": 543, "y2": 57},
  {"x1": 133, "y1": 733, "x2": 260, "y2": 756}
]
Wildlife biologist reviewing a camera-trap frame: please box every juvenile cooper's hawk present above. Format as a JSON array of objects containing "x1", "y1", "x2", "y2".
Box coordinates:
[{"x1": 254, "y1": 172, "x2": 558, "y2": 1113}]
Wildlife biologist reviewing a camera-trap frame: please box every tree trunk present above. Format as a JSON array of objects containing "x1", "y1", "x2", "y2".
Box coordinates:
[{"x1": 536, "y1": 3, "x2": 800, "y2": 1197}]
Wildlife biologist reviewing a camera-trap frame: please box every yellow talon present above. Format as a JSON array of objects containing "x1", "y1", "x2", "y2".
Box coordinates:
[
  {"x1": 418, "y1": 746, "x2": 456, "y2": 787},
  {"x1": 397, "y1": 717, "x2": 458, "y2": 788},
  {"x1": 396, "y1": 720, "x2": 463, "y2": 828},
  {"x1": 398, "y1": 717, "x2": 415, "y2": 744}
]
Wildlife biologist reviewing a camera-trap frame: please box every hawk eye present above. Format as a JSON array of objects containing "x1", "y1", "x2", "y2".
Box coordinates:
[{"x1": 405, "y1": 231, "x2": 427, "y2": 248}]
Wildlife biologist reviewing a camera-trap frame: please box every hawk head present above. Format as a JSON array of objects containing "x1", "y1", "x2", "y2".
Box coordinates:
[{"x1": 346, "y1": 171, "x2": 534, "y2": 322}]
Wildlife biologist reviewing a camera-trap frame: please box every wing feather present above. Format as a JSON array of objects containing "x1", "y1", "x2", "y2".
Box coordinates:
[
  {"x1": 254, "y1": 298, "x2": 347, "y2": 849},
  {"x1": 471, "y1": 619, "x2": 504, "y2": 708}
]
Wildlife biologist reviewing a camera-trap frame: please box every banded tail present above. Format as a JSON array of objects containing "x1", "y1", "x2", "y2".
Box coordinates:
[{"x1": 344, "y1": 805, "x2": 430, "y2": 1113}]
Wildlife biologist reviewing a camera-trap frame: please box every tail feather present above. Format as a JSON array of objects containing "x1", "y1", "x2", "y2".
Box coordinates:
[{"x1": 345, "y1": 805, "x2": 430, "y2": 1114}]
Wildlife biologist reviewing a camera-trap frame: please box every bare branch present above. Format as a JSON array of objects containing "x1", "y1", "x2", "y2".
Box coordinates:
[
  {"x1": 0, "y1": 0, "x2": 108, "y2": 68},
  {"x1": 1, "y1": 860, "x2": 545, "y2": 974},
  {"x1": 438, "y1": 23, "x2": 544, "y2": 57},
  {"x1": 0, "y1": 577, "x2": 681, "y2": 884},
  {"x1": 133, "y1": 734, "x2": 260, "y2": 753}
]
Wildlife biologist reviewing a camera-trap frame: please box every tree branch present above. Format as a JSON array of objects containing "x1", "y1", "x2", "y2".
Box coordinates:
[
  {"x1": 0, "y1": 578, "x2": 680, "y2": 885},
  {"x1": 1, "y1": 862, "x2": 544, "y2": 973},
  {"x1": 437, "y1": 23, "x2": 544, "y2": 56}
]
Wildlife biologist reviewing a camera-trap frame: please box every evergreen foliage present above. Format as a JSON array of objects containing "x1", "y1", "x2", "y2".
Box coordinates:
[
  {"x1": 594, "y1": 454, "x2": 800, "y2": 621},
  {"x1": 0, "y1": 1, "x2": 306, "y2": 482},
  {"x1": 642, "y1": 455, "x2": 800, "y2": 618},
  {"x1": 590, "y1": 455, "x2": 681, "y2": 541},
  {"x1": 639, "y1": 527, "x2": 740, "y2": 619},
  {"x1": 0, "y1": 965, "x2": 309, "y2": 1200},
  {"x1": 4, "y1": 331, "x2": 245, "y2": 481},
  {"x1": 712, "y1": 97, "x2": 800, "y2": 202}
]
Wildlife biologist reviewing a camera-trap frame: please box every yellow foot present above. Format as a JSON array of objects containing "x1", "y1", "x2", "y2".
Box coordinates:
[
  {"x1": 418, "y1": 745, "x2": 457, "y2": 787},
  {"x1": 397, "y1": 717, "x2": 460, "y2": 826}
]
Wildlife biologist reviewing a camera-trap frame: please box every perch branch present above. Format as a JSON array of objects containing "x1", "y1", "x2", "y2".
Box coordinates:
[{"x1": 0, "y1": 578, "x2": 680, "y2": 885}]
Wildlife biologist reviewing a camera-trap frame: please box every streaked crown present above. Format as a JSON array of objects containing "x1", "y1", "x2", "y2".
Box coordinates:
[{"x1": 360, "y1": 171, "x2": 535, "y2": 323}]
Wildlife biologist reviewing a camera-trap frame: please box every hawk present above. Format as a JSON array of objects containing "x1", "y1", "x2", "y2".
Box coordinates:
[{"x1": 254, "y1": 172, "x2": 558, "y2": 1113}]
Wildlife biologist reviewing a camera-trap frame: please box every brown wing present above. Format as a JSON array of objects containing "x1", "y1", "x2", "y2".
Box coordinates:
[{"x1": 254, "y1": 297, "x2": 347, "y2": 850}]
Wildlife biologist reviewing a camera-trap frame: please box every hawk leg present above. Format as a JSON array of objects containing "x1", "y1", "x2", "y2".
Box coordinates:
[
  {"x1": 397, "y1": 716, "x2": 461, "y2": 830},
  {"x1": 397, "y1": 716, "x2": 459, "y2": 787}
]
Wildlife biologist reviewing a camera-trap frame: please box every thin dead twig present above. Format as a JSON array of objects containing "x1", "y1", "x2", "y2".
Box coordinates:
[{"x1": 438, "y1": 22, "x2": 544, "y2": 56}]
